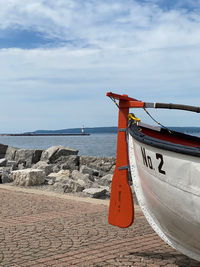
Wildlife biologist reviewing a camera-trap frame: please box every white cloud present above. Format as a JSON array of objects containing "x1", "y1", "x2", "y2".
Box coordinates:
[{"x1": 0, "y1": 0, "x2": 199, "y2": 49}]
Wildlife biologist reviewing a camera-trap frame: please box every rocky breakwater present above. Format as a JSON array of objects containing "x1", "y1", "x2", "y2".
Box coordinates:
[{"x1": 0, "y1": 143, "x2": 116, "y2": 199}]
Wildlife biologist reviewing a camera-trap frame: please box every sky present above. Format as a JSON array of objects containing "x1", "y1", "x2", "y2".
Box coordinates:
[{"x1": 1, "y1": 0, "x2": 200, "y2": 133}]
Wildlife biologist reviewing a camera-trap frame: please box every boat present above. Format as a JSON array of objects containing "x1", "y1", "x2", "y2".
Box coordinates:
[{"x1": 107, "y1": 92, "x2": 200, "y2": 261}]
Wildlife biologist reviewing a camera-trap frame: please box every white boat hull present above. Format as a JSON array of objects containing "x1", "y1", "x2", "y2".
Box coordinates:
[{"x1": 129, "y1": 134, "x2": 200, "y2": 261}]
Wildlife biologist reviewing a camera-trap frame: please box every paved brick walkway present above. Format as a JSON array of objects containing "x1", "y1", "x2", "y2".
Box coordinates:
[{"x1": 0, "y1": 185, "x2": 199, "y2": 267}]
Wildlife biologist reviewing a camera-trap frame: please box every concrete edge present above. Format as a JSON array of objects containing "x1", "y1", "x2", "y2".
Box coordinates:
[
  {"x1": 0, "y1": 184, "x2": 110, "y2": 206},
  {"x1": 0, "y1": 184, "x2": 141, "y2": 210}
]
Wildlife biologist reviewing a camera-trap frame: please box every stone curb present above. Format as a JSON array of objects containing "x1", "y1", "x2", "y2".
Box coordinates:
[
  {"x1": 0, "y1": 184, "x2": 111, "y2": 206},
  {"x1": 0, "y1": 184, "x2": 141, "y2": 210}
]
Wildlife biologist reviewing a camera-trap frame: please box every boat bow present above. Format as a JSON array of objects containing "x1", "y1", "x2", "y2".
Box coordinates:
[{"x1": 107, "y1": 92, "x2": 200, "y2": 261}]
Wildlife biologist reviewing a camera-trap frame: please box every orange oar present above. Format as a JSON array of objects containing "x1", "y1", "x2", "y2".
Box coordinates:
[{"x1": 108, "y1": 101, "x2": 134, "y2": 228}]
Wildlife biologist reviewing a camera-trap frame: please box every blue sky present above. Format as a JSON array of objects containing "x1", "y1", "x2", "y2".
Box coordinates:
[{"x1": 1, "y1": 0, "x2": 200, "y2": 132}]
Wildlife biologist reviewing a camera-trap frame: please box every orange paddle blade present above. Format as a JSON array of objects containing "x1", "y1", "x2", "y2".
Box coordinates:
[
  {"x1": 107, "y1": 93, "x2": 134, "y2": 228},
  {"x1": 108, "y1": 168, "x2": 134, "y2": 228}
]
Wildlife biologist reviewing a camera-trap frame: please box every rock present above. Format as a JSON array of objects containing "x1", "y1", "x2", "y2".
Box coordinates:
[
  {"x1": 99, "y1": 186, "x2": 111, "y2": 198},
  {"x1": 54, "y1": 155, "x2": 79, "y2": 171},
  {"x1": 0, "y1": 169, "x2": 2, "y2": 183},
  {"x1": 63, "y1": 178, "x2": 85, "y2": 193},
  {"x1": 1, "y1": 170, "x2": 13, "y2": 183},
  {"x1": 52, "y1": 164, "x2": 61, "y2": 173},
  {"x1": 41, "y1": 146, "x2": 78, "y2": 163},
  {"x1": 32, "y1": 161, "x2": 54, "y2": 176},
  {"x1": 83, "y1": 173, "x2": 95, "y2": 182},
  {"x1": 44, "y1": 175, "x2": 56, "y2": 185},
  {"x1": 98, "y1": 174, "x2": 113, "y2": 186},
  {"x1": 40, "y1": 146, "x2": 59, "y2": 162},
  {"x1": 109, "y1": 165, "x2": 115, "y2": 174},
  {"x1": 0, "y1": 144, "x2": 8, "y2": 159},
  {"x1": 48, "y1": 170, "x2": 70, "y2": 182},
  {"x1": 54, "y1": 147, "x2": 78, "y2": 159},
  {"x1": 5, "y1": 146, "x2": 19, "y2": 160},
  {"x1": 32, "y1": 150, "x2": 43, "y2": 164},
  {"x1": 80, "y1": 165, "x2": 99, "y2": 177},
  {"x1": 71, "y1": 170, "x2": 84, "y2": 180},
  {"x1": 47, "y1": 179, "x2": 55, "y2": 185},
  {"x1": 90, "y1": 182, "x2": 101, "y2": 189},
  {"x1": 79, "y1": 156, "x2": 115, "y2": 175},
  {"x1": 17, "y1": 162, "x2": 26, "y2": 170},
  {"x1": 52, "y1": 182, "x2": 67, "y2": 191},
  {"x1": 11, "y1": 169, "x2": 45, "y2": 186},
  {"x1": 76, "y1": 179, "x2": 86, "y2": 188},
  {"x1": 71, "y1": 170, "x2": 93, "y2": 186},
  {"x1": 73, "y1": 181, "x2": 85, "y2": 192},
  {"x1": 0, "y1": 166, "x2": 12, "y2": 173},
  {"x1": 6, "y1": 160, "x2": 18, "y2": 170},
  {"x1": 82, "y1": 188, "x2": 107, "y2": 198},
  {"x1": 0, "y1": 158, "x2": 7, "y2": 167},
  {"x1": 14, "y1": 149, "x2": 43, "y2": 168}
]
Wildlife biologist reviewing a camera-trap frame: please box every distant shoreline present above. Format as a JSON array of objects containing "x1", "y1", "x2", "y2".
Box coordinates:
[
  {"x1": 1, "y1": 126, "x2": 200, "y2": 136},
  {"x1": 0, "y1": 126, "x2": 118, "y2": 136},
  {"x1": 0, "y1": 133, "x2": 90, "y2": 136}
]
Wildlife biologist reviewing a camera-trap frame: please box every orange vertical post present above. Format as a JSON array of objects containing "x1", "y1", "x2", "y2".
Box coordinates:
[{"x1": 108, "y1": 98, "x2": 134, "y2": 228}]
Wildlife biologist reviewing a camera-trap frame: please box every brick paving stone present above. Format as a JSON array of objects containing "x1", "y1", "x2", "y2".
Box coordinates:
[{"x1": 0, "y1": 185, "x2": 200, "y2": 267}]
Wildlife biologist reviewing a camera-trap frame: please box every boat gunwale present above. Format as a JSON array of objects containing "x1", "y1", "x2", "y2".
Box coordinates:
[{"x1": 128, "y1": 122, "x2": 200, "y2": 157}]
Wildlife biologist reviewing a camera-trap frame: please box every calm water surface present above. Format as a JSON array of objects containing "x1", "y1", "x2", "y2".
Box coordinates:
[
  {"x1": 1, "y1": 129, "x2": 199, "y2": 157},
  {"x1": 0, "y1": 133, "x2": 117, "y2": 157}
]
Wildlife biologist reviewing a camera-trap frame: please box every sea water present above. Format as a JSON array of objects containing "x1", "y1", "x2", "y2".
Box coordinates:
[
  {"x1": 0, "y1": 133, "x2": 117, "y2": 157},
  {"x1": 0, "y1": 128, "x2": 200, "y2": 157}
]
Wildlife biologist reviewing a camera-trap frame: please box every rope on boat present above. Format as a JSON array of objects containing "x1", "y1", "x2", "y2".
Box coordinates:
[
  {"x1": 108, "y1": 96, "x2": 129, "y2": 119},
  {"x1": 108, "y1": 95, "x2": 171, "y2": 132},
  {"x1": 143, "y1": 108, "x2": 171, "y2": 133}
]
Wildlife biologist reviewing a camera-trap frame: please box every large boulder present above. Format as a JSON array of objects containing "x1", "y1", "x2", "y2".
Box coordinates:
[
  {"x1": 98, "y1": 174, "x2": 113, "y2": 186},
  {"x1": 52, "y1": 164, "x2": 61, "y2": 173},
  {"x1": 5, "y1": 146, "x2": 19, "y2": 160},
  {"x1": 0, "y1": 144, "x2": 8, "y2": 159},
  {"x1": 32, "y1": 161, "x2": 54, "y2": 176},
  {"x1": 41, "y1": 146, "x2": 78, "y2": 163},
  {"x1": 71, "y1": 170, "x2": 93, "y2": 187},
  {"x1": 0, "y1": 169, "x2": 13, "y2": 183},
  {"x1": 51, "y1": 177, "x2": 85, "y2": 193},
  {"x1": 47, "y1": 170, "x2": 70, "y2": 183},
  {"x1": 6, "y1": 160, "x2": 18, "y2": 170},
  {"x1": 54, "y1": 155, "x2": 80, "y2": 171},
  {"x1": 14, "y1": 149, "x2": 43, "y2": 168},
  {"x1": 51, "y1": 182, "x2": 67, "y2": 191},
  {"x1": 80, "y1": 165, "x2": 99, "y2": 177},
  {"x1": 82, "y1": 188, "x2": 107, "y2": 198},
  {"x1": 79, "y1": 156, "x2": 115, "y2": 176},
  {"x1": 71, "y1": 170, "x2": 85, "y2": 180},
  {"x1": 11, "y1": 169, "x2": 45, "y2": 186},
  {"x1": 63, "y1": 178, "x2": 85, "y2": 193},
  {"x1": 0, "y1": 158, "x2": 7, "y2": 167}
]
